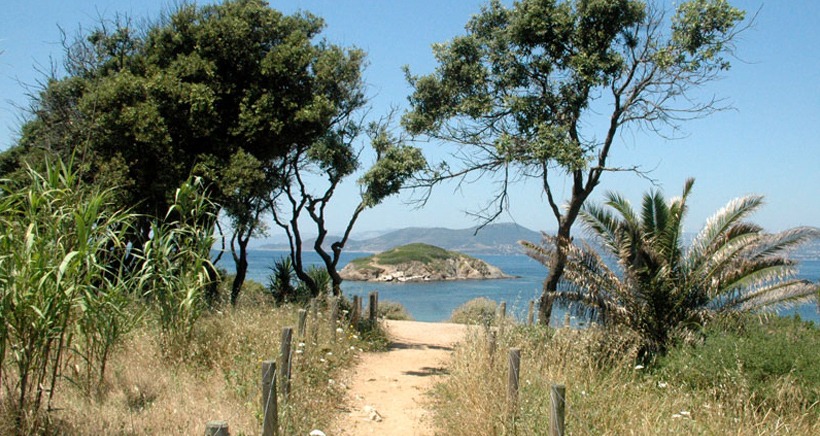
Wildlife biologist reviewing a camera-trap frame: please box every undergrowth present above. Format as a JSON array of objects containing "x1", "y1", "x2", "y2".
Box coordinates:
[
  {"x1": 0, "y1": 284, "x2": 384, "y2": 435},
  {"x1": 431, "y1": 310, "x2": 820, "y2": 435}
]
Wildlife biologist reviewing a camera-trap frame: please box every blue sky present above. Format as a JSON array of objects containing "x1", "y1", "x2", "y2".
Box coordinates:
[{"x1": 1, "y1": 1, "x2": 818, "y2": 237}]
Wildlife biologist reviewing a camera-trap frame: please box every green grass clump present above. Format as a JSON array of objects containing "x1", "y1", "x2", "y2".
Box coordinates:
[
  {"x1": 373, "y1": 243, "x2": 457, "y2": 265},
  {"x1": 449, "y1": 297, "x2": 498, "y2": 325},
  {"x1": 379, "y1": 300, "x2": 414, "y2": 320},
  {"x1": 655, "y1": 315, "x2": 820, "y2": 412}
]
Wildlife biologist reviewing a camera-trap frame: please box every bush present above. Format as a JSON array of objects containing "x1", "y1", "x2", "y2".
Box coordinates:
[
  {"x1": 449, "y1": 298, "x2": 498, "y2": 325},
  {"x1": 379, "y1": 300, "x2": 413, "y2": 320},
  {"x1": 655, "y1": 315, "x2": 820, "y2": 411}
]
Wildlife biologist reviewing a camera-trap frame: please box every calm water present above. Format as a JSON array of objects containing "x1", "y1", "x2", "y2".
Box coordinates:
[{"x1": 216, "y1": 249, "x2": 820, "y2": 325}]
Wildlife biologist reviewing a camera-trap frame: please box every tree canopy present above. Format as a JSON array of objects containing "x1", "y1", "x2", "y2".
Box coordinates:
[
  {"x1": 5, "y1": 0, "x2": 365, "y2": 238},
  {"x1": 403, "y1": 0, "x2": 746, "y2": 323},
  {"x1": 2, "y1": 0, "x2": 377, "y2": 301}
]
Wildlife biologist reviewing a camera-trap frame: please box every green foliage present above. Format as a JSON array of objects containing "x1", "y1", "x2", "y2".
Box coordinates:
[
  {"x1": 8, "y1": 1, "x2": 376, "y2": 299},
  {"x1": 522, "y1": 179, "x2": 819, "y2": 358},
  {"x1": 404, "y1": 0, "x2": 747, "y2": 324},
  {"x1": 268, "y1": 256, "x2": 297, "y2": 303},
  {"x1": 656, "y1": 315, "x2": 820, "y2": 411},
  {"x1": 449, "y1": 297, "x2": 498, "y2": 325},
  {"x1": 378, "y1": 301, "x2": 414, "y2": 321},
  {"x1": 404, "y1": 0, "x2": 745, "y2": 168},
  {"x1": 296, "y1": 266, "x2": 332, "y2": 301},
  {"x1": 370, "y1": 243, "x2": 458, "y2": 265},
  {"x1": 0, "y1": 160, "x2": 140, "y2": 428},
  {"x1": 136, "y1": 177, "x2": 217, "y2": 353}
]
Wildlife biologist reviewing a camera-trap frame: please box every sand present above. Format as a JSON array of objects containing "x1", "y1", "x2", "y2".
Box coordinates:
[{"x1": 329, "y1": 320, "x2": 469, "y2": 435}]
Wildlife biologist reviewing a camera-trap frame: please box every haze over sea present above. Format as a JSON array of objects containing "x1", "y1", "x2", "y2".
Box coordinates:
[{"x1": 217, "y1": 249, "x2": 820, "y2": 325}]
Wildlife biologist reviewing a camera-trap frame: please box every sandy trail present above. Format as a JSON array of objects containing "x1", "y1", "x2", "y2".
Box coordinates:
[{"x1": 331, "y1": 320, "x2": 469, "y2": 435}]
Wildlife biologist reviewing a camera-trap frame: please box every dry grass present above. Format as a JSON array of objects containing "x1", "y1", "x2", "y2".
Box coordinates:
[
  {"x1": 1, "y1": 292, "x2": 372, "y2": 435},
  {"x1": 431, "y1": 319, "x2": 820, "y2": 435}
]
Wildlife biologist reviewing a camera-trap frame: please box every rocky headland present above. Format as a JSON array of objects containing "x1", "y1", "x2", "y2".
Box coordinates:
[{"x1": 339, "y1": 243, "x2": 512, "y2": 282}]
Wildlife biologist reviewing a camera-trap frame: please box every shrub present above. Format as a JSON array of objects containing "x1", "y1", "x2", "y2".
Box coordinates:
[
  {"x1": 379, "y1": 300, "x2": 413, "y2": 320},
  {"x1": 656, "y1": 315, "x2": 820, "y2": 411},
  {"x1": 449, "y1": 298, "x2": 498, "y2": 325}
]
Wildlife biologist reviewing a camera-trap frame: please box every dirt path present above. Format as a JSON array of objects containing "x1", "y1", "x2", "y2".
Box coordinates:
[{"x1": 330, "y1": 320, "x2": 469, "y2": 435}]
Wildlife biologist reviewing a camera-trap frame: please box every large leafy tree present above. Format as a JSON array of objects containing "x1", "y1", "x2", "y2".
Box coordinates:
[
  {"x1": 3, "y1": 1, "x2": 369, "y2": 300},
  {"x1": 403, "y1": 0, "x2": 746, "y2": 324},
  {"x1": 521, "y1": 179, "x2": 819, "y2": 358}
]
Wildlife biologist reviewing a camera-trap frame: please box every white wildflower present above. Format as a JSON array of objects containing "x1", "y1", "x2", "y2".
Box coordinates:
[{"x1": 657, "y1": 382, "x2": 668, "y2": 388}]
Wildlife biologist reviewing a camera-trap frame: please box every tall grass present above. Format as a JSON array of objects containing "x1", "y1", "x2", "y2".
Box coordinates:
[
  {"x1": 1, "y1": 280, "x2": 375, "y2": 434},
  {"x1": 431, "y1": 314, "x2": 820, "y2": 435},
  {"x1": 0, "y1": 161, "x2": 140, "y2": 431},
  {"x1": 1, "y1": 161, "x2": 221, "y2": 433}
]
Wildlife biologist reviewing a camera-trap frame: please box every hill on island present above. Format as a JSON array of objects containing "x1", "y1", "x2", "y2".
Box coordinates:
[
  {"x1": 258, "y1": 222, "x2": 544, "y2": 255},
  {"x1": 339, "y1": 243, "x2": 512, "y2": 282}
]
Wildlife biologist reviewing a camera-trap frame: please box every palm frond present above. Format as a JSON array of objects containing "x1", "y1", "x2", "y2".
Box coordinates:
[
  {"x1": 726, "y1": 280, "x2": 818, "y2": 313},
  {"x1": 688, "y1": 195, "x2": 764, "y2": 266},
  {"x1": 580, "y1": 203, "x2": 622, "y2": 254},
  {"x1": 746, "y1": 227, "x2": 820, "y2": 261}
]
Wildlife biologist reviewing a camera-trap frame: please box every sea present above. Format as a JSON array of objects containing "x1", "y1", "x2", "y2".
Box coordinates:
[{"x1": 215, "y1": 249, "x2": 820, "y2": 325}]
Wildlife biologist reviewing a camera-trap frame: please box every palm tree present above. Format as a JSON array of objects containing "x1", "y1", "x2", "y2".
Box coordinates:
[{"x1": 521, "y1": 179, "x2": 819, "y2": 357}]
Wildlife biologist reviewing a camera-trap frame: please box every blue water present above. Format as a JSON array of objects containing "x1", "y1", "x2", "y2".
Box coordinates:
[{"x1": 216, "y1": 249, "x2": 820, "y2": 324}]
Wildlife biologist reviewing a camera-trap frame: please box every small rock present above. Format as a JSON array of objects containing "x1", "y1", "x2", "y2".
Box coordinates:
[
  {"x1": 363, "y1": 405, "x2": 383, "y2": 422},
  {"x1": 309, "y1": 430, "x2": 326, "y2": 436}
]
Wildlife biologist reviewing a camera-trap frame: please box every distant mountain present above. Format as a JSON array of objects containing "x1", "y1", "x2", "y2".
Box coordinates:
[
  {"x1": 256, "y1": 224, "x2": 820, "y2": 260},
  {"x1": 258, "y1": 223, "x2": 545, "y2": 255}
]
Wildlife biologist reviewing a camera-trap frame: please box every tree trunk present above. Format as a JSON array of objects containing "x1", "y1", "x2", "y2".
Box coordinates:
[
  {"x1": 230, "y1": 244, "x2": 248, "y2": 306},
  {"x1": 539, "y1": 174, "x2": 592, "y2": 325},
  {"x1": 539, "y1": 227, "x2": 571, "y2": 325}
]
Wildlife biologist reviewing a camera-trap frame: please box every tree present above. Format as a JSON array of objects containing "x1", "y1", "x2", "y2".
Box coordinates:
[
  {"x1": 5, "y1": 1, "x2": 372, "y2": 301},
  {"x1": 521, "y1": 179, "x2": 820, "y2": 358},
  {"x1": 403, "y1": 0, "x2": 746, "y2": 324},
  {"x1": 271, "y1": 118, "x2": 426, "y2": 297}
]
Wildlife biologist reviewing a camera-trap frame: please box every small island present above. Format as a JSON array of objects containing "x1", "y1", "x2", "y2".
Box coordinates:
[{"x1": 339, "y1": 243, "x2": 512, "y2": 282}]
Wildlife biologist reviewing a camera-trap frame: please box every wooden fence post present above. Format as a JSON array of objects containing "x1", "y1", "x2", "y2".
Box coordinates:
[
  {"x1": 550, "y1": 384, "x2": 566, "y2": 436},
  {"x1": 351, "y1": 295, "x2": 360, "y2": 327},
  {"x1": 368, "y1": 292, "x2": 378, "y2": 322},
  {"x1": 310, "y1": 299, "x2": 319, "y2": 342},
  {"x1": 297, "y1": 309, "x2": 307, "y2": 338},
  {"x1": 508, "y1": 348, "x2": 521, "y2": 413},
  {"x1": 498, "y1": 301, "x2": 507, "y2": 335},
  {"x1": 279, "y1": 327, "x2": 293, "y2": 400},
  {"x1": 527, "y1": 300, "x2": 535, "y2": 326},
  {"x1": 487, "y1": 330, "x2": 497, "y2": 367},
  {"x1": 205, "y1": 421, "x2": 229, "y2": 436},
  {"x1": 261, "y1": 361, "x2": 278, "y2": 436},
  {"x1": 329, "y1": 297, "x2": 340, "y2": 342}
]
